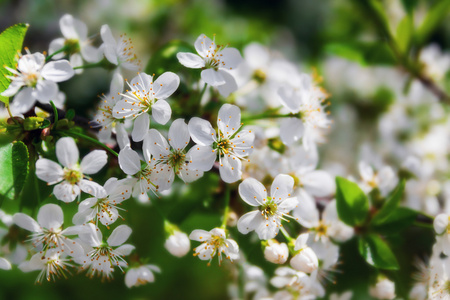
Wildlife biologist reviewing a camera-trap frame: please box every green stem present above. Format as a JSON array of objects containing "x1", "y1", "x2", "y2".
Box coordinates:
[
  {"x1": 5, "y1": 103, "x2": 19, "y2": 125},
  {"x1": 73, "y1": 61, "x2": 104, "y2": 70},
  {"x1": 198, "y1": 83, "x2": 208, "y2": 103},
  {"x1": 221, "y1": 186, "x2": 231, "y2": 229},
  {"x1": 45, "y1": 46, "x2": 68, "y2": 62},
  {"x1": 280, "y1": 226, "x2": 293, "y2": 243},
  {"x1": 54, "y1": 129, "x2": 118, "y2": 157},
  {"x1": 241, "y1": 112, "x2": 292, "y2": 122},
  {"x1": 50, "y1": 101, "x2": 58, "y2": 128}
]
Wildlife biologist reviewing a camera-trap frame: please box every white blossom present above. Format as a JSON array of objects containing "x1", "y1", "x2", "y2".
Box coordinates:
[
  {"x1": 165, "y1": 231, "x2": 190, "y2": 258},
  {"x1": 101, "y1": 25, "x2": 141, "y2": 71},
  {"x1": 125, "y1": 265, "x2": 160, "y2": 288}
]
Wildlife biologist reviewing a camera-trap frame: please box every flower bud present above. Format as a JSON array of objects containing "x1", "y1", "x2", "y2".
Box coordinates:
[
  {"x1": 164, "y1": 231, "x2": 190, "y2": 257},
  {"x1": 264, "y1": 240, "x2": 289, "y2": 264},
  {"x1": 290, "y1": 247, "x2": 318, "y2": 273},
  {"x1": 369, "y1": 278, "x2": 396, "y2": 300}
]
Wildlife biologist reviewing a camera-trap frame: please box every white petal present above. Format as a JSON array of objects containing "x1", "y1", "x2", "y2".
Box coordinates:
[
  {"x1": 10, "y1": 87, "x2": 35, "y2": 114},
  {"x1": 32, "y1": 80, "x2": 58, "y2": 102},
  {"x1": 125, "y1": 269, "x2": 139, "y2": 288},
  {"x1": 60, "y1": 14, "x2": 87, "y2": 40},
  {"x1": 189, "y1": 229, "x2": 211, "y2": 242},
  {"x1": 218, "y1": 48, "x2": 243, "y2": 70},
  {"x1": 201, "y1": 68, "x2": 226, "y2": 86},
  {"x1": 116, "y1": 123, "x2": 130, "y2": 150},
  {"x1": 37, "y1": 204, "x2": 63, "y2": 230},
  {"x1": 188, "y1": 117, "x2": 216, "y2": 146},
  {"x1": 434, "y1": 214, "x2": 449, "y2": 234},
  {"x1": 271, "y1": 174, "x2": 294, "y2": 202},
  {"x1": 35, "y1": 158, "x2": 64, "y2": 183},
  {"x1": 219, "y1": 155, "x2": 241, "y2": 183},
  {"x1": 79, "y1": 179, "x2": 107, "y2": 198},
  {"x1": 18, "y1": 53, "x2": 45, "y2": 74},
  {"x1": 168, "y1": 118, "x2": 190, "y2": 151},
  {"x1": 0, "y1": 257, "x2": 11, "y2": 270},
  {"x1": 70, "y1": 53, "x2": 83, "y2": 75},
  {"x1": 294, "y1": 233, "x2": 310, "y2": 250},
  {"x1": 359, "y1": 161, "x2": 374, "y2": 183},
  {"x1": 194, "y1": 34, "x2": 215, "y2": 57},
  {"x1": 152, "y1": 100, "x2": 172, "y2": 125},
  {"x1": 56, "y1": 137, "x2": 79, "y2": 168},
  {"x1": 277, "y1": 86, "x2": 302, "y2": 113},
  {"x1": 280, "y1": 118, "x2": 304, "y2": 146},
  {"x1": 100, "y1": 25, "x2": 118, "y2": 65},
  {"x1": 131, "y1": 113, "x2": 150, "y2": 142},
  {"x1": 176, "y1": 52, "x2": 205, "y2": 68},
  {"x1": 41, "y1": 60, "x2": 74, "y2": 82},
  {"x1": 1, "y1": 78, "x2": 25, "y2": 97},
  {"x1": 110, "y1": 71, "x2": 124, "y2": 96},
  {"x1": 80, "y1": 150, "x2": 108, "y2": 174},
  {"x1": 115, "y1": 244, "x2": 135, "y2": 256},
  {"x1": 187, "y1": 145, "x2": 216, "y2": 171},
  {"x1": 144, "y1": 129, "x2": 171, "y2": 159},
  {"x1": 239, "y1": 178, "x2": 267, "y2": 206},
  {"x1": 48, "y1": 38, "x2": 65, "y2": 60},
  {"x1": 53, "y1": 182, "x2": 80, "y2": 202},
  {"x1": 237, "y1": 210, "x2": 260, "y2": 234},
  {"x1": 293, "y1": 190, "x2": 319, "y2": 228},
  {"x1": 278, "y1": 197, "x2": 298, "y2": 213},
  {"x1": 217, "y1": 104, "x2": 241, "y2": 138},
  {"x1": 13, "y1": 213, "x2": 40, "y2": 232},
  {"x1": 81, "y1": 44, "x2": 103, "y2": 63},
  {"x1": 118, "y1": 146, "x2": 141, "y2": 175},
  {"x1": 153, "y1": 72, "x2": 180, "y2": 100},
  {"x1": 216, "y1": 70, "x2": 238, "y2": 97},
  {"x1": 107, "y1": 225, "x2": 132, "y2": 246},
  {"x1": 302, "y1": 170, "x2": 335, "y2": 198}
]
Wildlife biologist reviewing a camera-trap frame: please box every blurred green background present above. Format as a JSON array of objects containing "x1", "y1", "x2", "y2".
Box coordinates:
[{"x1": 0, "y1": 0, "x2": 448, "y2": 299}]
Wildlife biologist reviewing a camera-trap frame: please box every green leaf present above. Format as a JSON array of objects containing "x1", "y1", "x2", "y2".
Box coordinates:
[
  {"x1": 0, "y1": 141, "x2": 29, "y2": 200},
  {"x1": 401, "y1": 0, "x2": 419, "y2": 14},
  {"x1": 358, "y1": 234, "x2": 399, "y2": 270},
  {"x1": 0, "y1": 23, "x2": 29, "y2": 104},
  {"x1": 395, "y1": 15, "x2": 413, "y2": 54},
  {"x1": 417, "y1": 0, "x2": 450, "y2": 45},
  {"x1": 371, "y1": 180, "x2": 405, "y2": 225},
  {"x1": 336, "y1": 176, "x2": 369, "y2": 226},
  {"x1": 371, "y1": 207, "x2": 417, "y2": 234}
]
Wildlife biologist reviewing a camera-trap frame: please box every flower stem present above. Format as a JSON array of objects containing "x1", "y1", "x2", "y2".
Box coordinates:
[
  {"x1": 280, "y1": 226, "x2": 293, "y2": 243},
  {"x1": 73, "y1": 61, "x2": 104, "y2": 70},
  {"x1": 412, "y1": 221, "x2": 434, "y2": 230},
  {"x1": 5, "y1": 103, "x2": 19, "y2": 125},
  {"x1": 45, "y1": 46, "x2": 68, "y2": 62},
  {"x1": 54, "y1": 129, "x2": 118, "y2": 157},
  {"x1": 221, "y1": 186, "x2": 231, "y2": 229}
]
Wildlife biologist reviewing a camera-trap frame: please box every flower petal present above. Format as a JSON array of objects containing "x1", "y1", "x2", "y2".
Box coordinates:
[
  {"x1": 32, "y1": 80, "x2": 58, "y2": 102},
  {"x1": 107, "y1": 224, "x2": 132, "y2": 246},
  {"x1": 116, "y1": 123, "x2": 130, "y2": 150},
  {"x1": 56, "y1": 137, "x2": 79, "y2": 169},
  {"x1": 271, "y1": 174, "x2": 294, "y2": 202},
  {"x1": 79, "y1": 179, "x2": 107, "y2": 198},
  {"x1": 53, "y1": 182, "x2": 80, "y2": 202},
  {"x1": 0, "y1": 257, "x2": 11, "y2": 270},
  {"x1": 216, "y1": 70, "x2": 238, "y2": 97},
  {"x1": 37, "y1": 204, "x2": 63, "y2": 230},
  {"x1": 35, "y1": 158, "x2": 64, "y2": 184},
  {"x1": 152, "y1": 100, "x2": 172, "y2": 125},
  {"x1": 201, "y1": 68, "x2": 226, "y2": 86},
  {"x1": 41, "y1": 60, "x2": 74, "y2": 82},
  {"x1": 218, "y1": 48, "x2": 243, "y2": 70},
  {"x1": 239, "y1": 177, "x2": 268, "y2": 206},
  {"x1": 188, "y1": 117, "x2": 215, "y2": 146},
  {"x1": 177, "y1": 52, "x2": 205, "y2": 68},
  {"x1": 80, "y1": 150, "x2": 108, "y2": 174},
  {"x1": 217, "y1": 104, "x2": 241, "y2": 138},
  {"x1": 168, "y1": 118, "x2": 190, "y2": 151},
  {"x1": 131, "y1": 113, "x2": 150, "y2": 142},
  {"x1": 189, "y1": 229, "x2": 211, "y2": 242},
  {"x1": 302, "y1": 170, "x2": 335, "y2": 198},
  {"x1": 13, "y1": 213, "x2": 40, "y2": 232},
  {"x1": 10, "y1": 87, "x2": 35, "y2": 114},
  {"x1": 237, "y1": 210, "x2": 260, "y2": 234},
  {"x1": 292, "y1": 190, "x2": 319, "y2": 228},
  {"x1": 144, "y1": 129, "x2": 171, "y2": 160},
  {"x1": 153, "y1": 72, "x2": 180, "y2": 100},
  {"x1": 186, "y1": 145, "x2": 216, "y2": 171},
  {"x1": 118, "y1": 146, "x2": 141, "y2": 175},
  {"x1": 280, "y1": 117, "x2": 304, "y2": 146},
  {"x1": 194, "y1": 34, "x2": 215, "y2": 57}
]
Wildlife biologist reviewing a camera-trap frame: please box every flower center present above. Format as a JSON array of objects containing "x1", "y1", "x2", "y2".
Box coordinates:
[
  {"x1": 63, "y1": 169, "x2": 82, "y2": 185},
  {"x1": 252, "y1": 69, "x2": 266, "y2": 84},
  {"x1": 262, "y1": 197, "x2": 278, "y2": 217},
  {"x1": 214, "y1": 138, "x2": 232, "y2": 156},
  {"x1": 64, "y1": 38, "x2": 80, "y2": 55},
  {"x1": 167, "y1": 150, "x2": 186, "y2": 174},
  {"x1": 315, "y1": 221, "x2": 328, "y2": 237},
  {"x1": 24, "y1": 73, "x2": 39, "y2": 87}
]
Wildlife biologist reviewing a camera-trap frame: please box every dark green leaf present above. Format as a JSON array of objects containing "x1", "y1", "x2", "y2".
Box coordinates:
[
  {"x1": 358, "y1": 234, "x2": 399, "y2": 270},
  {"x1": 401, "y1": 0, "x2": 419, "y2": 14},
  {"x1": 325, "y1": 42, "x2": 396, "y2": 66},
  {"x1": 371, "y1": 180, "x2": 405, "y2": 225},
  {"x1": 417, "y1": 0, "x2": 450, "y2": 45},
  {"x1": 336, "y1": 176, "x2": 369, "y2": 226},
  {"x1": 0, "y1": 141, "x2": 29, "y2": 200},
  {"x1": 371, "y1": 207, "x2": 417, "y2": 234},
  {"x1": 0, "y1": 23, "x2": 29, "y2": 104}
]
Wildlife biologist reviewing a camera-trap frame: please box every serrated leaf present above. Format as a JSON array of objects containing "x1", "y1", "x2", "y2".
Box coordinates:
[
  {"x1": 358, "y1": 234, "x2": 399, "y2": 270},
  {"x1": 396, "y1": 15, "x2": 413, "y2": 54},
  {"x1": 371, "y1": 180, "x2": 405, "y2": 225},
  {"x1": 417, "y1": 0, "x2": 450, "y2": 45},
  {"x1": 371, "y1": 207, "x2": 417, "y2": 234},
  {"x1": 0, "y1": 141, "x2": 29, "y2": 200},
  {"x1": 336, "y1": 176, "x2": 369, "y2": 227},
  {"x1": 0, "y1": 23, "x2": 29, "y2": 104}
]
